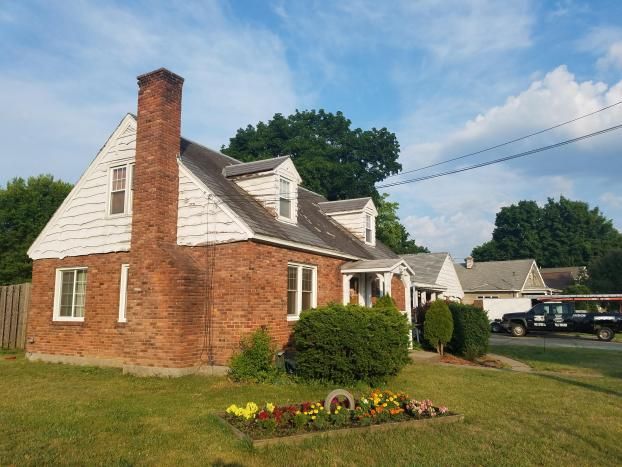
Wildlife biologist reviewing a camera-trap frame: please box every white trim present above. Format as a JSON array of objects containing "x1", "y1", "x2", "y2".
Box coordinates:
[
  {"x1": 252, "y1": 234, "x2": 360, "y2": 260},
  {"x1": 277, "y1": 176, "x2": 296, "y2": 223},
  {"x1": 106, "y1": 163, "x2": 134, "y2": 218},
  {"x1": 286, "y1": 262, "x2": 317, "y2": 320},
  {"x1": 53, "y1": 267, "x2": 88, "y2": 322},
  {"x1": 28, "y1": 114, "x2": 137, "y2": 259},
  {"x1": 118, "y1": 264, "x2": 129, "y2": 323}
]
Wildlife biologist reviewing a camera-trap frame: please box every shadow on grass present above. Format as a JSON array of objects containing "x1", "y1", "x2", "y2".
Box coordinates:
[
  {"x1": 535, "y1": 372, "x2": 622, "y2": 398},
  {"x1": 490, "y1": 345, "x2": 622, "y2": 380}
]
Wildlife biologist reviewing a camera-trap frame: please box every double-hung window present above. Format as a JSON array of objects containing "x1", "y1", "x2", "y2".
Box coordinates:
[
  {"x1": 279, "y1": 178, "x2": 292, "y2": 219},
  {"x1": 53, "y1": 268, "x2": 88, "y2": 321},
  {"x1": 287, "y1": 263, "x2": 317, "y2": 319},
  {"x1": 109, "y1": 164, "x2": 134, "y2": 215},
  {"x1": 365, "y1": 214, "x2": 373, "y2": 243}
]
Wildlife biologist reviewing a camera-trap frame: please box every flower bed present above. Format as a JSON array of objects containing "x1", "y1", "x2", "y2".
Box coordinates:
[{"x1": 220, "y1": 389, "x2": 462, "y2": 446}]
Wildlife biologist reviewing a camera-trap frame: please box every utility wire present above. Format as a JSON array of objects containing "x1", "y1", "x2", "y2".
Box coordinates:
[
  {"x1": 377, "y1": 122, "x2": 622, "y2": 189},
  {"x1": 385, "y1": 99, "x2": 622, "y2": 178}
]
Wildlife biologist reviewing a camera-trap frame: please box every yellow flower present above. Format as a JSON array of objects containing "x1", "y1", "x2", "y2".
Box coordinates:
[
  {"x1": 311, "y1": 416, "x2": 316, "y2": 420},
  {"x1": 266, "y1": 403, "x2": 275, "y2": 413},
  {"x1": 314, "y1": 409, "x2": 318, "y2": 414}
]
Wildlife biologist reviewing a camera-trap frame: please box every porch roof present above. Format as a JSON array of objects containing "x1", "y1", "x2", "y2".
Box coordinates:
[
  {"x1": 341, "y1": 258, "x2": 415, "y2": 276},
  {"x1": 413, "y1": 281, "x2": 447, "y2": 291}
]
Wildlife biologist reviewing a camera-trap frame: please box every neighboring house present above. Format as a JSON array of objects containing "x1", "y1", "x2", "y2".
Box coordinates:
[
  {"x1": 25, "y1": 68, "x2": 415, "y2": 376},
  {"x1": 401, "y1": 253, "x2": 464, "y2": 306},
  {"x1": 455, "y1": 256, "x2": 551, "y2": 305},
  {"x1": 540, "y1": 266, "x2": 587, "y2": 292}
]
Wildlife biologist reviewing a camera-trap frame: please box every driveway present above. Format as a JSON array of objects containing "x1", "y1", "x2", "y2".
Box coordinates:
[{"x1": 490, "y1": 333, "x2": 622, "y2": 351}]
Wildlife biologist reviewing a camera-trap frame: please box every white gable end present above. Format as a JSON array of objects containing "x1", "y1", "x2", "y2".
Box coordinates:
[
  {"x1": 437, "y1": 255, "x2": 464, "y2": 300},
  {"x1": 177, "y1": 163, "x2": 251, "y2": 245},
  {"x1": 28, "y1": 115, "x2": 137, "y2": 260}
]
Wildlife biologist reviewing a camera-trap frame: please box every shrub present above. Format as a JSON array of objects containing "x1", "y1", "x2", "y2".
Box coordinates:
[
  {"x1": 423, "y1": 300, "x2": 453, "y2": 355},
  {"x1": 373, "y1": 294, "x2": 399, "y2": 312},
  {"x1": 229, "y1": 328, "x2": 280, "y2": 382},
  {"x1": 447, "y1": 303, "x2": 490, "y2": 360},
  {"x1": 293, "y1": 302, "x2": 410, "y2": 385}
]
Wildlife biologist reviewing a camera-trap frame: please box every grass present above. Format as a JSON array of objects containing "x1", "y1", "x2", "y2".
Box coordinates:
[
  {"x1": 490, "y1": 344, "x2": 622, "y2": 378},
  {"x1": 1, "y1": 350, "x2": 621, "y2": 466}
]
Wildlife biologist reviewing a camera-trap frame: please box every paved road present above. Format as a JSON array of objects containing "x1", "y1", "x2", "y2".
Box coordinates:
[{"x1": 490, "y1": 333, "x2": 622, "y2": 351}]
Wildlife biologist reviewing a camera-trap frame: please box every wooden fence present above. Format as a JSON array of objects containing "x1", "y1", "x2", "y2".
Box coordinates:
[{"x1": 0, "y1": 283, "x2": 31, "y2": 349}]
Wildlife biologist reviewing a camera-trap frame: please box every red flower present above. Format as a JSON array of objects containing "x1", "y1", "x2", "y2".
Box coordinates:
[{"x1": 257, "y1": 410, "x2": 270, "y2": 420}]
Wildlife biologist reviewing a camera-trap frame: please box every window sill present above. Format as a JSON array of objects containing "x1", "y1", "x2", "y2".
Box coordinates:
[
  {"x1": 51, "y1": 319, "x2": 85, "y2": 325},
  {"x1": 286, "y1": 315, "x2": 300, "y2": 322}
]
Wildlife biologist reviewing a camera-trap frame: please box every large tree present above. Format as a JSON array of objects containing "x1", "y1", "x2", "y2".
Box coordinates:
[
  {"x1": 0, "y1": 175, "x2": 72, "y2": 284},
  {"x1": 222, "y1": 109, "x2": 427, "y2": 252},
  {"x1": 222, "y1": 110, "x2": 401, "y2": 200},
  {"x1": 472, "y1": 196, "x2": 622, "y2": 267},
  {"x1": 588, "y1": 249, "x2": 622, "y2": 293}
]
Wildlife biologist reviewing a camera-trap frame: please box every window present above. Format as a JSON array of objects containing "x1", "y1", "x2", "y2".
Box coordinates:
[
  {"x1": 365, "y1": 214, "x2": 373, "y2": 243},
  {"x1": 279, "y1": 178, "x2": 292, "y2": 219},
  {"x1": 287, "y1": 263, "x2": 317, "y2": 319},
  {"x1": 118, "y1": 264, "x2": 129, "y2": 323},
  {"x1": 53, "y1": 268, "x2": 87, "y2": 321},
  {"x1": 109, "y1": 164, "x2": 133, "y2": 215}
]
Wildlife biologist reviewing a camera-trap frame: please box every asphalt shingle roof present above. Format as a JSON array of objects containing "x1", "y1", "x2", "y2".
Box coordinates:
[
  {"x1": 318, "y1": 198, "x2": 372, "y2": 214},
  {"x1": 455, "y1": 259, "x2": 536, "y2": 292},
  {"x1": 222, "y1": 156, "x2": 290, "y2": 177},
  {"x1": 341, "y1": 258, "x2": 403, "y2": 271},
  {"x1": 179, "y1": 139, "x2": 397, "y2": 261},
  {"x1": 401, "y1": 253, "x2": 448, "y2": 285}
]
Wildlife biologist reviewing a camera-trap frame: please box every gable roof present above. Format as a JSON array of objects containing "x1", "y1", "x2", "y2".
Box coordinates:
[
  {"x1": 455, "y1": 259, "x2": 537, "y2": 292},
  {"x1": 540, "y1": 266, "x2": 586, "y2": 290},
  {"x1": 179, "y1": 139, "x2": 397, "y2": 261},
  {"x1": 318, "y1": 198, "x2": 373, "y2": 214},
  {"x1": 222, "y1": 156, "x2": 291, "y2": 177},
  {"x1": 401, "y1": 253, "x2": 448, "y2": 285}
]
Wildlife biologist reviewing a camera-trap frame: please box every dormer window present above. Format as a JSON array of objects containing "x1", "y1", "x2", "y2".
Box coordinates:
[
  {"x1": 366, "y1": 214, "x2": 373, "y2": 243},
  {"x1": 109, "y1": 164, "x2": 133, "y2": 215},
  {"x1": 279, "y1": 178, "x2": 292, "y2": 219}
]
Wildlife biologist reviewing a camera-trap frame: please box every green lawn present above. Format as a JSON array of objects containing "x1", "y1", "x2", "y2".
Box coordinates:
[
  {"x1": 1, "y1": 349, "x2": 621, "y2": 466},
  {"x1": 490, "y1": 345, "x2": 622, "y2": 378}
]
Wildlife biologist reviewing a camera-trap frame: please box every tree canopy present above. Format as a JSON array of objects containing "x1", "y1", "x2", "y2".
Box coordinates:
[
  {"x1": 0, "y1": 175, "x2": 72, "y2": 284},
  {"x1": 222, "y1": 109, "x2": 427, "y2": 253},
  {"x1": 472, "y1": 196, "x2": 622, "y2": 267},
  {"x1": 588, "y1": 249, "x2": 622, "y2": 293}
]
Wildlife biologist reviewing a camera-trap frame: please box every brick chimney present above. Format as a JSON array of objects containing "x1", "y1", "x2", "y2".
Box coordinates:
[
  {"x1": 465, "y1": 256, "x2": 474, "y2": 269},
  {"x1": 125, "y1": 68, "x2": 188, "y2": 374},
  {"x1": 132, "y1": 68, "x2": 184, "y2": 247}
]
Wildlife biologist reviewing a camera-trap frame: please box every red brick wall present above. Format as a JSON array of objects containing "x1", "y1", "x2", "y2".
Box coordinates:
[
  {"x1": 27, "y1": 252, "x2": 130, "y2": 360},
  {"x1": 27, "y1": 241, "x2": 346, "y2": 368},
  {"x1": 391, "y1": 275, "x2": 406, "y2": 311}
]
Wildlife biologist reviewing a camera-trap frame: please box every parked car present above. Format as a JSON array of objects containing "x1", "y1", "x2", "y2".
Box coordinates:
[{"x1": 500, "y1": 302, "x2": 622, "y2": 341}]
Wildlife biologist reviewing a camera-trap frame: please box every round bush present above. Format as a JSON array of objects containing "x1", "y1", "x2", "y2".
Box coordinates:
[
  {"x1": 424, "y1": 300, "x2": 453, "y2": 355},
  {"x1": 229, "y1": 328, "x2": 280, "y2": 382},
  {"x1": 447, "y1": 302, "x2": 490, "y2": 360},
  {"x1": 293, "y1": 302, "x2": 410, "y2": 385}
]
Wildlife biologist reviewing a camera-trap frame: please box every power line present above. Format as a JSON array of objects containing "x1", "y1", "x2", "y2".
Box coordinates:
[
  {"x1": 377, "y1": 122, "x2": 622, "y2": 189},
  {"x1": 385, "y1": 99, "x2": 622, "y2": 178}
]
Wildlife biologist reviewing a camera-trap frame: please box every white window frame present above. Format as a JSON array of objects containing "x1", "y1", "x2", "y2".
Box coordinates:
[
  {"x1": 365, "y1": 213, "x2": 375, "y2": 245},
  {"x1": 107, "y1": 163, "x2": 134, "y2": 216},
  {"x1": 287, "y1": 263, "x2": 317, "y2": 321},
  {"x1": 278, "y1": 177, "x2": 293, "y2": 221},
  {"x1": 53, "y1": 267, "x2": 88, "y2": 322},
  {"x1": 118, "y1": 264, "x2": 129, "y2": 323}
]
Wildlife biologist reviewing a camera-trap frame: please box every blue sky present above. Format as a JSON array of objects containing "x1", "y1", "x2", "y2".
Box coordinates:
[{"x1": 1, "y1": 0, "x2": 622, "y2": 259}]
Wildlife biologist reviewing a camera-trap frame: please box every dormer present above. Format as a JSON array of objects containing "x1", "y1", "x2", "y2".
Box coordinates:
[
  {"x1": 223, "y1": 156, "x2": 302, "y2": 224},
  {"x1": 318, "y1": 197, "x2": 378, "y2": 246}
]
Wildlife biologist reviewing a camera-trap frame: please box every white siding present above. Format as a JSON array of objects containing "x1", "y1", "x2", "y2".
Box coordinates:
[
  {"x1": 232, "y1": 158, "x2": 301, "y2": 224},
  {"x1": 28, "y1": 115, "x2": 137, "y2": 260},
  {"x1": 437, "y1": 256, "x2": 464, "y2": 300},
  {"x1": 325, "y1": 201, "x2": 377, "y2": 245},
  {"x1": 177, "y1": 168, "x2": 249, "y2": 245}
]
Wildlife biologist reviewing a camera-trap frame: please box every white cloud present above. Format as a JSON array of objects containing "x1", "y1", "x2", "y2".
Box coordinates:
[
  {"x1": 597, "y1": 42, "x2": 622, "y2": 70},
  {"x1": 0, "y1": 1, "x2": 301, "y2": 184},
  {"x1": 600, "y1": 192, "x2": 622, "y2": 209},
  {"x1": 389, "y1": 66, "x2": 622, "y2": 257}
]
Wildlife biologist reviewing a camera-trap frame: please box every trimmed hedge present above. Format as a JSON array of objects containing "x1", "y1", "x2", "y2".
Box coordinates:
[
  {"x1": 447, "y1": 303, "x2": 490, "y2": 360},
  {"x1": 423, "y1": 300, "x2": 453, "y2": 355},
  {"x1": 293, "y1": 302, "x2": 410, "y2": 385}
]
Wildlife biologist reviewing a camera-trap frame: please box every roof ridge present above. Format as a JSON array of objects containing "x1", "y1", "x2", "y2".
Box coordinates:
[
  {"x1": 318, "y1": 196, "x2": 372, "y2": 204},
  {"x1": 180, "y1": 136, "x2": 241, "y2": 164}
]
